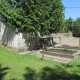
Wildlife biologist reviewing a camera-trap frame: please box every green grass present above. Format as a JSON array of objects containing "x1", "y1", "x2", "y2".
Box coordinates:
[{"x1": 0, "y1": 45, "x2": 80, "y2": 80}]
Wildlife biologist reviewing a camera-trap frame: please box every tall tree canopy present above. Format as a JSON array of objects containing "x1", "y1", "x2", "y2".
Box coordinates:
[{"x1": 0, "y1": 0, "x2": 64, "y2": 35}]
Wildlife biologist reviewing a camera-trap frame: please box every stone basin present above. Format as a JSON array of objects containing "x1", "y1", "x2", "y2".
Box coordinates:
[{"x1": 41, "y1": 48, "x2": 80, "y2": 59}]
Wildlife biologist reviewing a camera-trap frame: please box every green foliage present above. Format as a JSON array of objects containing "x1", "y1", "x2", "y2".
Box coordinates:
[
  {"x1": 0, "y1": 0, "x2": 64, "y2": 35},
  {"x1": 60, "y1": 17, "x2": 80, "y2": 37},
  {"x1": 64, "y1": 17, "x2": 74, "y2": 32},
  {"x1": 73, "y1": 18, "x2": 80, "y2": 37}
]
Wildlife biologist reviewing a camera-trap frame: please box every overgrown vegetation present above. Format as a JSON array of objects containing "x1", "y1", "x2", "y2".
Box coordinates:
[
  {"x1": 0, "y1": 45, "x2": 80, "y2": 80},
  {"x1": 0, "y1": 0, "x2": 64, "y2": 36}
]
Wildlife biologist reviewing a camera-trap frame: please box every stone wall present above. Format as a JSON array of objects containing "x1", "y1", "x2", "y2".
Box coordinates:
[{"x1": 0, "y1": 21, "x2": 28, "y2": 51}]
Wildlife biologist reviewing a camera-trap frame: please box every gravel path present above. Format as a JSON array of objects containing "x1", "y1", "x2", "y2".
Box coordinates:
[{"x1": 54, "y1": 37, "x2": 80, "y2": 47}]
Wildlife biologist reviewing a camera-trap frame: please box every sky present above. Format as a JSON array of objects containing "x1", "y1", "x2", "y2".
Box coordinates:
[{"x1": 62, "y1": 0, "x2": 80, "y2": 20}]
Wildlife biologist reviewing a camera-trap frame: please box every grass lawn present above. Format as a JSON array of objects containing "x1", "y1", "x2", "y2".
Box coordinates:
[{"x1": 0, "y1": 45, "x2": 80, "y2": 80}]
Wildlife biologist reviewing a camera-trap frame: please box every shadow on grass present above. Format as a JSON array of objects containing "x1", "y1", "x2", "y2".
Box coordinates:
[
  {"x1": 0, "y1": 64, "x2": 10, "y2": 80},
  {"x1": 24, "y1": 67, "x2": 36, "y2": 80},
  {"x1": 24, "y1": 65, "x2": 80, "y2": 80}
]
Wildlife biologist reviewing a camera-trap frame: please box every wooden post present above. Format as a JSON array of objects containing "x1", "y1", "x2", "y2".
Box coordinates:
[
  {"x1": 42, "y1": 43, "x2": 44, "y2": 61},
  {"x1": 51, "y1": 37, "x2": 55, "y2": 48},
  {"x1": 79, "y1": 38, "x2": 80, "y2": 49},
  {"x1": 59, "y1": 37, "x2": 61, "y2": 44}
]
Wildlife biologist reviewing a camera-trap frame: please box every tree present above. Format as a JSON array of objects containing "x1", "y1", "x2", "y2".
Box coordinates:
[
  {"x1": 0, "y1": 0, "x2": 64, "y2": 36},
  {"x1": 73, "y1": 18, "x2": 80, "y2": 37},
  {"x1": 65, "y1": 17, "x2": 74, "y2": 32}
]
